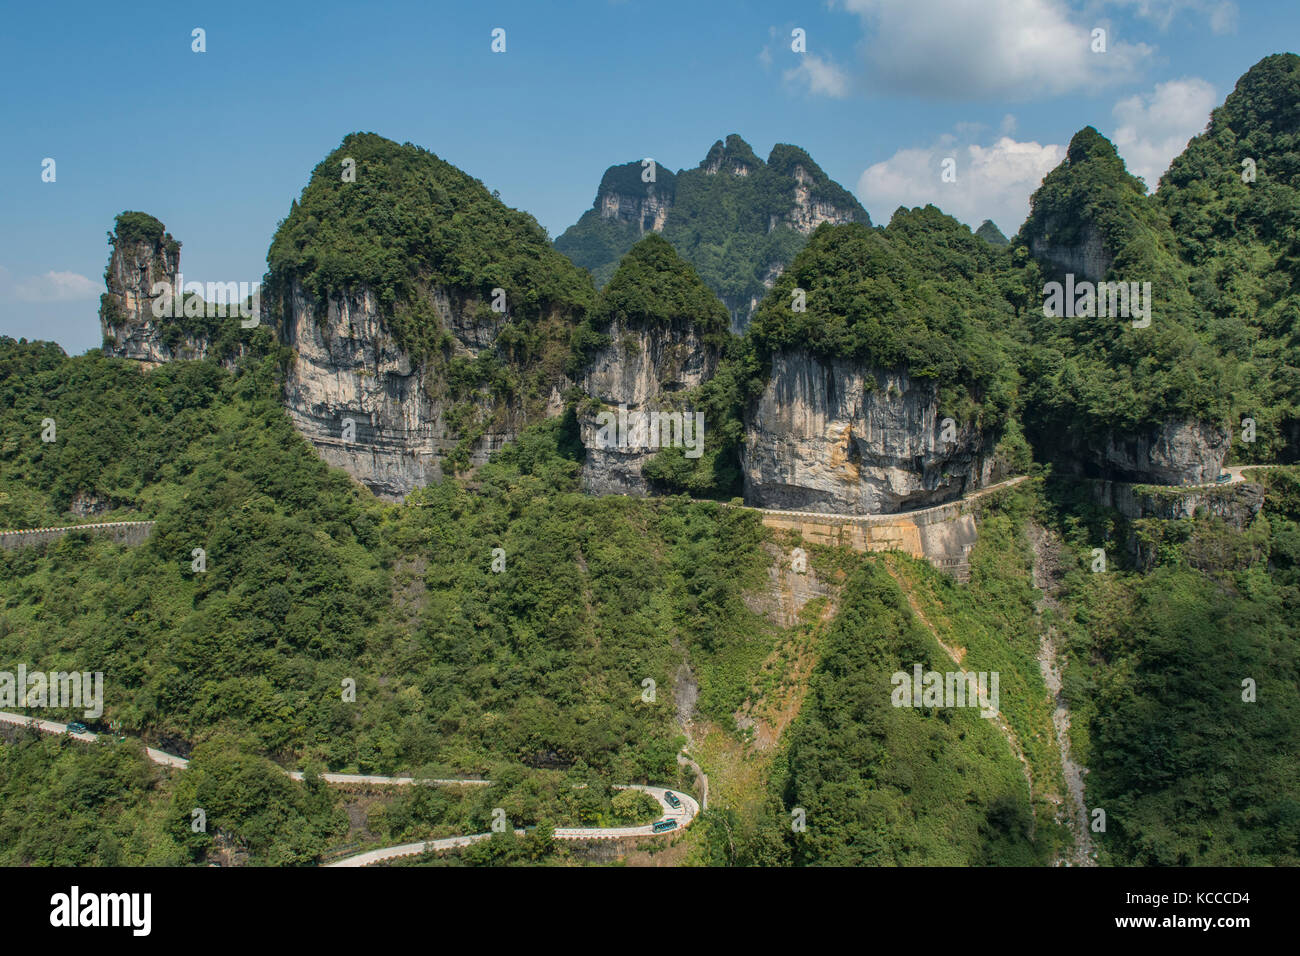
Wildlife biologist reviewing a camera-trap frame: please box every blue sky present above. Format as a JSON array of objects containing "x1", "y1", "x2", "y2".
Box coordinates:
[{"x1": 1, "y1": 0, "x2": 1293, "y2": 353}]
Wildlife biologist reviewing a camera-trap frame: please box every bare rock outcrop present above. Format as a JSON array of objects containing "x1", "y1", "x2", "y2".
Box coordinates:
[
  {"x1": 1055, "y1": 420, "x2": 1230, "y2": 485},
  {"x1": 99, "y1": 212, "x2": 248, "y2": 365},
  {"x1": 275, "y1": 281, "x2": 556, "y2": 500},
  {"x1": 742, "y1": 350, "x2": 996, "y2": 514},
  {"x1": 578, "y1": 319, "x2": 718, "y2": 495}
]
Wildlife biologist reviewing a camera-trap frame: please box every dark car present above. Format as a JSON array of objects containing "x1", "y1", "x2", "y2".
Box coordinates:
[
  {"x1": 66, "y1": 722, "x2": 88, "y2": 734},
  {"x1": 663, "y1": 791, "x2": 681, "y2": 809},
  {"x1": 1216, "y1": 472, "x2": 1233, "y2": 484}
]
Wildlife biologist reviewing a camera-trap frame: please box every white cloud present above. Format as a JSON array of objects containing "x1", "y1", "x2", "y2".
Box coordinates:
[
  {"x1": 13, "y1": 270, "x2": 101, "y2": 303},
  {"x1": 835, "y1": 0, "x2": 1153, "y2": 99},
  {"x1": 1108, "y1": 0, "x2": 1238, "y2": 34},
  {"x1": 1207, "y1": 2, "x2": 1238, "y2": 35},
  {"x1": 1109, "y1": 77, "x2": 1216, "y2": 191},
  {"x1": 857, "y1": 133, "x2": 1066, "y2": 235},
  {"x1": 784, "y1": 53, "x2": 851, "y2": 98}
]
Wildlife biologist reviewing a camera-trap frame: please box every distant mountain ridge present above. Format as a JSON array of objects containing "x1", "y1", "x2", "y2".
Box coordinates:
[{"x1": 555, "y1": 134, "x2": 870, "y2": 333}]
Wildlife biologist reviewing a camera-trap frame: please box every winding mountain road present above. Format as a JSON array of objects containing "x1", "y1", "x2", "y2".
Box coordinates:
[
  {"x1": 0, "y1": 711, "x2": 698, "y2": 866},
  {"x1": 733, "y1": 474, "x2": 1030, "y2": 523}
]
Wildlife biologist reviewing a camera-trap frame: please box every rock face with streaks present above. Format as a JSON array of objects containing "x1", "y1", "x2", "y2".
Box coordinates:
[
  {"x1": 99, "y1": 213, "x2": 206, "y2": 363},
  {"x1": 1059, "y1": 421, "x2": 1230, "y2": 485},
  {"x1": 1028, "y1": 217, "x2": 1114, "y2": 283},
  {"x1": 263, "y1": 132, "x2": 592, "y2": 499},
  {"x1": 742, "y1": 350, "x2": 996, "y2": 514},
  {"x1": 574, "y1": 235, "x2": 728, "y2": 496},
  {"x1": 578, "y1": 319, "x2": 719, "y2": 495},
  {"x1": 98, "y1": 211, "x2": 254, "y2": 366},
  {"x1": 273, "y1": 280, "x2": 565, "y2": 499},
  {"x1": 596, "y1": 164, "x2": 676, "y2": 235}
]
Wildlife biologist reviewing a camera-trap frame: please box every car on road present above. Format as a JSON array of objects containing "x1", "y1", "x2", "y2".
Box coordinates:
[
  {"x1": 1216, "y1": 472, "x2": 1233, "y2": 484},
  {"x1": 652, "y1": 819, "x2": 678, "y2": 833},
  {"x1": 66, "y1": 722, "x2": 88, "y2": 734},
  {"x1": 663, "y1": 790, "x2": 681, "y2": 809}
]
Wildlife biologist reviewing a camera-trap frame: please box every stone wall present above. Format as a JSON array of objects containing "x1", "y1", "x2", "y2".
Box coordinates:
[
  {"x1": 0, "y1": 521, "x2": 156, "y2": 550},
  {"x1": 755, "y1": 497, "x2": 980, "y2": 582}
]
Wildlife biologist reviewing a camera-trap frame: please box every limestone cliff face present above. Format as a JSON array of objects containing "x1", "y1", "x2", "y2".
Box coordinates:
[
  {"x1": 772, "y1": 164, "x2": 863, "y2": 237},
  {"x1": 99, "y1": 220, "x2": 216, "y2": 363},
  {"x1": 276, "y1": 281, "x2": 558, "y2": 500},
  {"x1": 742, "y1": 350, "x2": 996, "y2": 514},
  {"x1": 1094, "y1": 479, "x2": 1263, "y2": 523},
  {"x1": 1059, "y1": 420, "x2": 1229, "y2": 485},
  {"x1": 578, "y1": 319, "x2": 719, "y2": 495},
  {"x1": 599, "y1": 188, "x2": 673, "y2": 234},
  {"x1": 1028, "y1": 216, "x2": 1114, "y2": 284}
]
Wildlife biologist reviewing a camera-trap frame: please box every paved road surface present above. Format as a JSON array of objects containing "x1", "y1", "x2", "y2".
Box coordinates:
[
  {"x1": 328, "y1": 785, "x2": 699, "y2": 867},
  {"x1": 0, "y1": 711, "x2": 699, "y2": 866}
]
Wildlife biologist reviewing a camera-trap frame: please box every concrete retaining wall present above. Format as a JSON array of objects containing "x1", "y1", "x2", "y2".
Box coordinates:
[
  {"x1": 758, "y1": 497, "x2": 980, "y2": 582},
  {"x1": 0, "y1": 521, "x2": 156, "y2": 551}
]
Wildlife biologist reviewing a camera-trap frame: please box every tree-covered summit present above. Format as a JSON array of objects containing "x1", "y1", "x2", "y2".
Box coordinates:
[
  {"x1": 109, "y1": 211, "x2": 178, "y2": 253},
  {"x1": 748, "y1": 212, "x2": 1020, "y2": 428},
  {"x1": 266, "y1": 132, "x2": 594, "y2": 327},
  {"x1": 1017, "y1": 127, "x2": 1231, "y2": 445},
  {"x1": 1017, "y1": 126, "x2": 1175, "y2": 268},
  {"x1": 975, "y1": 220, "x2": 1009, "y2": 246},
  {"x1": 592, "y1": 234, "x2": 730, "y2": 338},
  {"x1": 1157, "y1": 52, "x2": 1300, "y2": 460},
  {"x1": 699, "y1": 134, "x2": 763, "y2": 174},
  {"x1": 569, "y1": 234, "x2": 731, "y2": 373},
  {"x1": 595, "y1": 160, "x2": 677, "y2": 204}
]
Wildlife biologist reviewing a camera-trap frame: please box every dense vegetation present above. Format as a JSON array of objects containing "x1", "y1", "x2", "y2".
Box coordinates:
[
  {"x1": 1157, "y1": 52, "x2": 1300, "y2": 462},
  {"x1": 776, "y1": 558, "x2": 1042, "y2": 865},
  {"x1": 108, "y1": 211, "x2": 177, "y2": 253},
  {"x1": 1041, "y1": 470, "x2": 1300, "y2": 865},
  {"x1": 266, "y1": 132, "x2": 594, "y2": 362},
  {"x1": 749, "y1": 210, "x2": 1022, "y2": 432},
  {"x1": 1017, "y1": 127, "x2": 1232, "y2": 449}
]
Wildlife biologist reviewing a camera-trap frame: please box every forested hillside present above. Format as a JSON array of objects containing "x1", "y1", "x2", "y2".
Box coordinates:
[
  {"x1": 1158, "y1": 52, "x2": 1300, "y2": 462},
  {"x1": 3, "y1": 54, "x2": 1299, "y2": 869},
  {"x1": 1017, "y1": 127, "x2": 1231, "y2": 452}
]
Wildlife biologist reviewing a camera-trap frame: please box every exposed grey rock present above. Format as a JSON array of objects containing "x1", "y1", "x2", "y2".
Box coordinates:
[
  {"x1": 276, "y1": 281, "x2": 540, "y2": 500},
  {"x1": 599, "y1": 188, "x2": 673, "y2": 234},
  {"x1": 69, "y1": 491, "x2": 111, "y2": 517},
  {"x1": 741, "y1": 350, "x2": 996, "y2": 514},
  {"x1": 99, "y1": 224, "x2": 214, "y2": 363},
  {"x1": 1028, "y1": 217, "x2": 1114, "y2": 284},
  {"x1": 1057, "y1": 420, "x2": 1229, "y2": 485},
  {"x1": 772, "y1": 164, "x2": 861, "y2": 237},
  {"x1": 99, "y1": 217, "x2": 248, "y2": 366},
  {"x1": 578, "y1": 319, "x2": 719, "y2": 496},
  {"x1": 1094, "y1": 479, "x2": 1263, "y2": 523}
]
